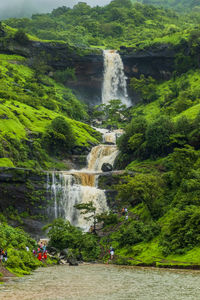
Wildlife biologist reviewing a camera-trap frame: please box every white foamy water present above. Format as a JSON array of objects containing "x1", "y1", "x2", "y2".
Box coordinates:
[
  {"x1": 102, "y1": 50, "x2": 131, "y2": 106},
  {"x1": 47, "y1": 129, "x2": 122, "y2": 230}
]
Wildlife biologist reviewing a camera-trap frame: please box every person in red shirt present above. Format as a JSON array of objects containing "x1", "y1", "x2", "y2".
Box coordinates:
[
  {"x1": 38, "y1": 252, "x2": 42, "y2": 261},
  {"x1": 43, "y1": 251, "x2": 47, "y2": 260}
]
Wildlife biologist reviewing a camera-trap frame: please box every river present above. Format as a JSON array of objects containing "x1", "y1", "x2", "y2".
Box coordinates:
[{"x1": 1, "y1": 264, "x2": 200, "y2": 300}]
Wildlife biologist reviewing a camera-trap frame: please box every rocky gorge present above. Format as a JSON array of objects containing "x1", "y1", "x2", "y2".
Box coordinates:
[{"x1": 0, "y1": 33, "x2": 176, "y2": 105}]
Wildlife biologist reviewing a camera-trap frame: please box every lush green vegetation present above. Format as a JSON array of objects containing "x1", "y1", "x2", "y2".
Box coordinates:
[
  {"x1": 136, "y1": 0, "x2": 200, "y2": 12},
  {"x1": 0, "y1": 53, "x2": 101, "y2": 169},
  {"x1": 1, "y1": 0, "x2": 200, "y2": 271},
  {"x1": 0, "y1": 218, "x2": 42, "y2": 275},
  {"x1": 4, "y1": 0, "x2": 200, "y2": 49},
  {"x1": 45, "y1": 219, "x2": 100, "y2": 262},
  {"x1": 97, "y1": 53, "x2": 200, "y2": 267}
]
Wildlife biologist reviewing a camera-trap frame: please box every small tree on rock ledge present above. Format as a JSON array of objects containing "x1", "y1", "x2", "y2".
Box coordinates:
[{"x1": 74, "y1": 201, "x2": 97, "y2": 233}]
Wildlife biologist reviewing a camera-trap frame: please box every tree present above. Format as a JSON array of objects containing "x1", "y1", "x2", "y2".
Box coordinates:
[
  {"x1": 53, "y1": 68, "x2": 76, "y2": 84},
  {"x1": 42, "y1": 117, "x2": 75, "y2": 156},
  {"x1": 130, "y1": 75, "x2": 158, "y2": 103},
  {"x1": 117, "y1": 174, "x2": 164, "y2": 219},
  {"x1": 14, "y1": 29, "x2": 29, "y2": 45},
  {"x1": 145, "y1": 116, "x2": 174, "y2": 158},
  {"x1": 168, "y1": 145, "x2": 199, "y2": 185},
  {"x1": 93, "y1": 99, "x2": 128, "y2": 128},
  {"x1": 45, "y1": 218, "x2": 82, "y2": 250},
  {"x1": 74, "y1": 202, "x2": 97, "y2": 233}
]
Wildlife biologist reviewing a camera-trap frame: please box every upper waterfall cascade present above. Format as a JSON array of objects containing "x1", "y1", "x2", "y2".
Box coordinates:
[
  {"x1": 102, "y1": 50, "x2": 131, "y2": 106},
  {"x1": 47, "y1": 129, "x2": 122, "y2": 230}
]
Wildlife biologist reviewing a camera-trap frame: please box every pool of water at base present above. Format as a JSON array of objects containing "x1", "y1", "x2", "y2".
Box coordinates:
[{"x1": 1, "y1": 264, "x2": 200, "y2": 300}]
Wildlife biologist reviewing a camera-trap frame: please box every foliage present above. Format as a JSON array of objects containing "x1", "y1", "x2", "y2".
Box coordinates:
[
  {"x1": 116, "y1": 221, "x2": 160, "y2": 247},
  {"x1": 53, "y1": 68, "x2": 76, "y2": 84},
  {"x1": 0, "y1": 223, "x2": 41, "y2": 275},
  {"x1": 42, "y1": 116, "x2": 75, "y2": 156},
  {"x1": 4, "y1": 0, "x2": 199, "y2": 49},
  {"x1": 13, "y1": 29, "x2": 29, "y2": 45},
  {"x1": 0, "y1": 54, "x2": 98, "y2": 169},
  {"x1": 46, "y1": 219, "x2": 100, "y2": 261},
  {"x1": 130, "y1": 75, "x2": 158, "y2": 103},
  {"x1": 116, "y1": 174, "x2": 164, "y2": 219},
  {"x1": 74, "y1": 201, "x2": 97, "y2": 232},
  {"x1": 160, "y1": 206, "x2": 200, "y2": 255},
  {"x1": 92, "y1": 100, "x2": 129, "y2": 129}
]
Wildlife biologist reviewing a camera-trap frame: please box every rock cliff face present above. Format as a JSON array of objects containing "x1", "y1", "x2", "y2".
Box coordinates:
[
  {"x1": 120, "y1": 45, "x2": 175, "y2": 80},
  {"x1": 0, "y1": 167, "x2": 54, "y2": 238},
  {"x1": 119, "y1": 45, "x2": 175, "y2": 103},
  {"x1": 0, "y1": 38, "x2": 176, "y2": 105},
  {"x1": 0, "y1": 38, "x2": 103, "y2": 105}
]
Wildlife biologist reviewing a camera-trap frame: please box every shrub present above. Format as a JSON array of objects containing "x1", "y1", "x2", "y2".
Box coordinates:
[
  {"x1": 14, "y1": 29, "x2": 29, "y2": 45},
  {"x1": 160, "y1": 206, "x2": 200, "y2": 255},
  {"x1": 42, "y1": 117, "x2": 75, "y2": 156},
  {"x1": 46, "y1": 219, "x2": 101, "y2": 261},
  {"x1": 117, "y1": 221, "x2": 160, "y2": 247}
]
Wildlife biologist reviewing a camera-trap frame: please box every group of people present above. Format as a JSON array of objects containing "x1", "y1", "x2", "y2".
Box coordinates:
[
  {"x1": 33, "y1": 242, "x2": 48, "y2": 261},
  {"x1": 0, "y1": 248, "x2": 7, "y2": 263}
]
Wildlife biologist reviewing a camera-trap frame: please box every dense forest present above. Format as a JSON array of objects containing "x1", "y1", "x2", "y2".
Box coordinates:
[
  {"x1": 4, "y1": 0, "x2": 200, "y2": 49},
  {"x1": 0, "y1": 0, "x2": 200, "y2": 275}
]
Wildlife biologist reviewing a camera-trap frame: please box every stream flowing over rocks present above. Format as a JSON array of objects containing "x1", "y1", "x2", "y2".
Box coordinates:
[{"x1": 1, "y1": 265, "x2": 200, "y2": 300}]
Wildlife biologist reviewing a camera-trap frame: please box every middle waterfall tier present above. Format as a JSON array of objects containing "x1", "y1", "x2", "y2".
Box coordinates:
[{"x1": 47, "y1": 129, "x2": 122, "y2": 231}]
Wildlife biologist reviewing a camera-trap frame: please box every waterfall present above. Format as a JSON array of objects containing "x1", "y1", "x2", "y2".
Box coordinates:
[
  {"x1": 102, "y1": 50, "x2": 131, "y2": 106},
  {"x1": 87, "y1": 145, "x2": 118, "y2": 171},
  {"x1": 47, "y1": 130, "x2": 121, "y2": 231}
]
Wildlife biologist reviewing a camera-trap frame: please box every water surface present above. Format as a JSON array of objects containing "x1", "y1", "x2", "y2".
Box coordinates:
[{"x1": 1, "y1": 264, "x2": 200, "y2": 300}]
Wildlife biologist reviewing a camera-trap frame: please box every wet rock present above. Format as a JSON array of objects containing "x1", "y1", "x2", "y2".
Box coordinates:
[
  {"x1": 67, "y1": 257, "x2": 79, "y2": 266},
  {"x1": 101, "y1": 163, "x2": 113, "y2": 172},
  {"x1": 47, "y1": 247, "x2": 59, "y2": 255},
  {"x1": 60, "y1": 249, "x2": 69, "y2": 258}
]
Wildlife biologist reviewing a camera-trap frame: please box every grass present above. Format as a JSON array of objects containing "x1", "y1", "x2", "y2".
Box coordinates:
[
  {"x1": 0, "y1": 54, "x2": 26, "y2": 61},
  {"x1": 114, "y1": 239, "x2": 200, "y2": 267},
  {"x1": 175, "y1": 103, "x2": 200, "y2": 120},
  {"x1": 0, "y1": 158, "x2": 15, "y2": 168},
  {"x1": 0, "y1": 53, "x2": 100, "y2": 169}
]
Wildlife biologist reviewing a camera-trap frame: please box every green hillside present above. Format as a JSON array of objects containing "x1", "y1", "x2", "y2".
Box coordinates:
[
  {"x1": 136, "y1": 0, "x2": 200, "y2": 12},
  {"x1": 0, "y1": 0, "x2": 200, "y2": 271},
  {"x1": 0, "y1": 51, "x2": 101, "y2": 170},
  {"x1": 4, "y1": 0, "x2": 200, "y2": 49}
]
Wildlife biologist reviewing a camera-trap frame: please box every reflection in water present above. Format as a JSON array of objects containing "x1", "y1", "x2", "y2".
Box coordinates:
[{"x1": 1, "y1": 265, "x2": 200, "y2": 300}]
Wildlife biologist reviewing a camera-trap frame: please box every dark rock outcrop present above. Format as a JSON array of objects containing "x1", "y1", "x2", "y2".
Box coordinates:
[
  {"x1": 101, "y1": 163, "x2": 113, "y2": 172},
  {"x1": 0, "y1": 167, "x2": 54, "y2": 238},
  {"x1": 0, "y1": 38, "x2": 177, "y2": 105},
  {"x1": 119, "y1": 45, "x2": 176, "y2": 104},
  {"x1": 0, "y1": 38, "x2": 103, "y2": 105}
]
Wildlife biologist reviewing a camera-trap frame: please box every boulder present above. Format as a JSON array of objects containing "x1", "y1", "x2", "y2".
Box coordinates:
[
  {"x1": 101, "y1": 163, "x2": 113, "y2": 172},
  {"x1": 67, "y1": 257, "x2": 79, "y2": 266}
]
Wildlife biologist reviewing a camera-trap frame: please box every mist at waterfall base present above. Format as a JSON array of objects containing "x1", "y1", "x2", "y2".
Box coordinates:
[
  {"x1": 0, "y1": 0, "x2": 112, "y2": 20},
  {"x1": 47, "y1": 129, "x2": 122, "y2": 231}
]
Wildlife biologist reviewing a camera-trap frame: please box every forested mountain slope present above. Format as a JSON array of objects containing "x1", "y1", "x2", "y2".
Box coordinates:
[
  {"x1": 135, "y1": 0, "x2": 200, "y2": 12},
  {"x1": 4, "y1": 0, "x2": 200, "y2": 49},
  {"x1": 0, "y1": 0, "x2": 200, "y2": 269},
  {"x1": 0, "y1": 26, "x2": 101, "y2": 169}
]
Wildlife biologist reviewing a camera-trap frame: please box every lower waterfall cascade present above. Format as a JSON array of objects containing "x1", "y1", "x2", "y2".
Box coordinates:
[{"x1": 47, "y1": 129, "x2": 123, "y2": 231}]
